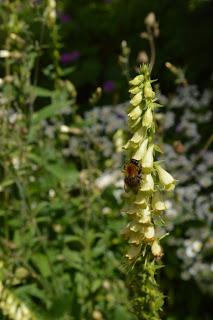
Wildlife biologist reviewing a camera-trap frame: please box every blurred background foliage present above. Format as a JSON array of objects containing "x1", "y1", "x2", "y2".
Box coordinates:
[{"x1": 0, "y1": 0, "x2": 212, "y2": 320}]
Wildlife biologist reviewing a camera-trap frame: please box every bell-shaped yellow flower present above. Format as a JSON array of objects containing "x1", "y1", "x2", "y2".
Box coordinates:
[
  {"x1": 156, "y1": 165, "x2": 176, "y2": 191},
  {"x1": 140, "y1": 174, "x2": 154, "y2": 192},
  {"x1": 129, "y1": 86, "x2": 141, "y2": 95},
  {"x1": 130, "y1": 128, "x2": 146, "y2": 144},
  {"x1": 144, "y1": 225, "x2": 155, "y2": 241},
  {"x1": 144, "y1": 82, "x2": 155, "y2": 98},
  {"x1": 142, "y1": 145, "x2": 154, "y2": 173},
  {"x1": 152, "y1": 192, "x2": 167, "y2": 211},
  {"x1": 133, "y1": 138, "x2": 148, "y2": 160},
  {"x1": 137, "y1": 207, "x2": 151, "y2": 224},
  {"x1": 129, "y1": 74, "x2": 144, "y2": 86},
  {"x1": 151, "y1": 240, "x2": 163, "y2": 259},
  {"x1": 126, "y1": 244, "x2": 141, "y2": 260},
  {"x1": 128, "y1": 105, "x2": 142, "y2": 120},
  {"x1": 130, "y1": 92, "x2": 142, "y2": 106},
  {"x1": 134, "y1": 192, "x2": 148, "y2": 208},
  {"x1": 142, "y1": 108, "x2": 153, "y2": 128}
]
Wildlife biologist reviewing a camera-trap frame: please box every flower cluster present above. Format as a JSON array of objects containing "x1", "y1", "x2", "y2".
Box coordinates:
[
  {"x1": 122, "y1": 64, "x2": 176, "y2": 261},
  {"x1": 0, "y1": 282, "x2": 35, "y2": 320}
]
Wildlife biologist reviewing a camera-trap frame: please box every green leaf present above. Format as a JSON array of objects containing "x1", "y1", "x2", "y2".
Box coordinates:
[
  {"x1": 60, "y1": 66, "x2": 75, "y2": 77},
  {"x1": 15, "y1": 283, "x2": 46, "y2": 301},
  {"x1": 31, "y1": 253, "x2": 52, "y2": 278},
  {"x1": 33, "y1": 86, "x2": 54, "y2": 97},
  {"x1": 32, "y1": 100, "x2": 71, "y2": 123},
  {"x1": 154, "y1": 144, "x2": 164, "y2": 154},
  {"x1": 46, "y1": 163, "x2": 79, "y2": 186},
  {"x1": 63, "y1": 248, "x2": 83, "y2": 271}
]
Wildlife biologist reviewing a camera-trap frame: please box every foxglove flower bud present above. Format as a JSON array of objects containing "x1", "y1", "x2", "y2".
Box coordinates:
[
  {"x1": 129, "y1": 74, "x2": 144, "y2": 86},
  {"x1": 144, "y1": 82, "x2": 155, "y2": 98},
  {"x1": 128, "y1": 105, "x2": 142, "y2": 120},
  {"x1": 129, "y1": 86, "x2": 141, "y2": 95},
  {"x1": 151, "y1": 240, "x2": 163, "y2": 259},
  {"x1": 144, "y1": 12, "x2": 156, "y2": 27},
  {"x1": 130, "y1": 92, "x2": 142, "y2": 106}
]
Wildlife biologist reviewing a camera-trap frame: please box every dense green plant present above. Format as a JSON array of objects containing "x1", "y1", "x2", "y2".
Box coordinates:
[{"x1": 0, "y1": 1, "x2": 135, "y2": 319}]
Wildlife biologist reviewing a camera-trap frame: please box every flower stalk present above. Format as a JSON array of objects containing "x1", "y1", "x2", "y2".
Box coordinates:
[{"x1": 122, "y1": 64, "x2": 176, "y2": 319}]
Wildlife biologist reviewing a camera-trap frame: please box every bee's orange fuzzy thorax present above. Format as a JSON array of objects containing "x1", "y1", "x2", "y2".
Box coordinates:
[{"x1": 125, "y1": 164, "x2": 138, "y2": 177}]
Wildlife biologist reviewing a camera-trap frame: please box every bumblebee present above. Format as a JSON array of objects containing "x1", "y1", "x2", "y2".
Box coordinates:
[{"x1": 124, "y1": 159, "x2": 142, "y2": 192}]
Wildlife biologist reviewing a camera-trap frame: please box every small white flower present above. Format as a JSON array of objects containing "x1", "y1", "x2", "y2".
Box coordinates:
[
  {"x1": 95, "y1": 172, "x2": 119, "y2": 189},
  {"x1": 12, "y1": 157, "x2": 20, "y2": 170},
  {"x1": 199, "y1": 175, "x2": 212, "y2": 188},
  {"x1": 60, "y1": 125, "x2": 70, "y2": 133},
  {"x1": 144, "y1": 12, "x2": 156, "y2": 27},
  {"x1": 92, "y1": 310, "x2": 103, "y2": 320},
  {"x1": 49, "y1": 189, "x2": 56, "y2": 198},
  {"x1": 0, "y1": 50, "x2": 10, "y2": 58},
  {"x1": 192, "y1": 240, "x2": 202, "y2": 253}
]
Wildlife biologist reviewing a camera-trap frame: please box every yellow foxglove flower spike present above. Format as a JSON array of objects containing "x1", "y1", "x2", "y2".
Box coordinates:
[{"x1": 121, "y1": 64, "x2": 175, "y2": 319}]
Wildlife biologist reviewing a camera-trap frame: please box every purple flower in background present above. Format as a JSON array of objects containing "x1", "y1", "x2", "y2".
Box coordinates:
[
  {"x1": 60, "y1": 51, "x2": 80, "y2": 64},
  {"x1": 58, "y1": 12, "x2": 72, "y2": 23},
  {"x1": 103, "y1": 80, "x2": 116, "y2": 93}
]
